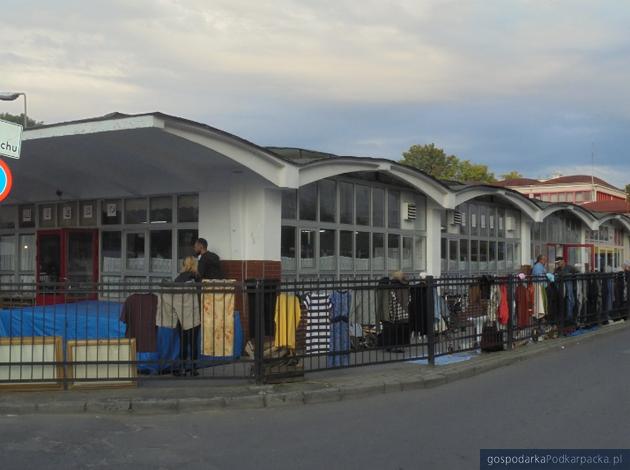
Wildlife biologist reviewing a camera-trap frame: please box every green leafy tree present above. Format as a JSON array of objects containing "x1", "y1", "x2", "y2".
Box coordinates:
[
  {"x1": 0, "y1": 113, "x2": 42, "y2": 128},
  {"x1": 401, "y1": 143, "x2": 459, "y2": 180},
  {"x1": 400, "y1": 143, "x2": 496, "y2": 183},
  {"x1": 500, "y1": 170, "x2": 523, "y2": 180},
  {"x1": 457, "y1": 160, "x2": 496, "y2": 183}
]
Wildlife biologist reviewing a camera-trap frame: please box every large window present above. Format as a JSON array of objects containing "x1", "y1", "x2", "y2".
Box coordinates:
[
  {"x1": 319, "y1": 229, "x2": 336, "y2": 271},
  {"x1": 102, "y1": 231, "x2": 122, "y2": 273},
  {"x1": 442, "y1": 201, "x2": 522, "y2": 275},
  {"x1": 150, "y1": 230, "x2": 172, "y2": 273},
  {"x1": 126, "y1": 233, "x2": 146, "y2": 271},
  {"x1": 281, "y1": 179, "x2": 427, "y2": 277},
  {"x1": 356, "y1": 185, "x2": 370, "y2": 226},
  {"x1": 299, "y1": 184, "x2": 317, "y2": 221},
  {"x1": 388, "y1": 191, "x2": 401, "y2": 229},
  {"x1": 281, "y1": 226, "x2": 296, "y2": 271},
  {"x1": 150, "y1": 197, "x2": 172, "y2": 224},
  {"x1": 125, "y1": 199, "x2": 147, "y2": 225},
  {"x1": 0, "y1": 235, "x2": 15, "y2": 271},
  {"x1": 178, "y1": 195, "x2": 199, "y2": 223},
  {"x1": 339, "y1": 182, "x2": 354, "y2": 224},
  {"x1": 177, "y1": 229, "x2": 198, "y2": 269},
  {"x1": 319, "y1": 180, "x2": 336, "y2": 223}
]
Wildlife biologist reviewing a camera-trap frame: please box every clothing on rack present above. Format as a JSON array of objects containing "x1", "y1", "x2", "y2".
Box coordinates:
[
  {"x1": 120, "y1": 293, "x2": 158, "y2": 353},
  {"x1": 409, "y1": 284, "x2": 429, "y2": 335},
  {"x1": 303, "y1": 292, "x2": 332, "y2": 356},
  {"x1": 498, "y1": 284, "x2": 509, "y2": 325},
  {"x1": 532, "y1": 283, "x2": 547, "y2": 320},
  {"x1": 329, "y1": 291, "x2": 351, "y2": 367},
  {"x1": 273, "y1": 293, "x2": 302, "y2": 350},
  {"x1": 201, "y1": 280, "x2": 236, "y2": 357},
  {"x1": 350, "y1": 287, "x2": 376, "y2": 325}
]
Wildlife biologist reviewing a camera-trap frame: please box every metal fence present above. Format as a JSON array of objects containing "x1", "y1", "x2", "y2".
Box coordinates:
[{"x1": 0, "y1": 271, "x2": 629, "y2": 389}]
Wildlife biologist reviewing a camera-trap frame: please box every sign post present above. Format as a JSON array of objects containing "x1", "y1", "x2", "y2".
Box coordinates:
[{"x1": 0, "y1": 119, "x2": 23, "y2": 160}]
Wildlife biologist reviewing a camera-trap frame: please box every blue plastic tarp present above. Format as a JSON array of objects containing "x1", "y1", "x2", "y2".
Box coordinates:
[{"x1": 0, "y1": 301, "x2": 244, "y2": 374}]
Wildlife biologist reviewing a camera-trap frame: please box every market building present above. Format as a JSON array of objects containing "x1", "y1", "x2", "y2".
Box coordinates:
[{"x1": 1, "y1": 111, "x2": 630, "y2": 297}]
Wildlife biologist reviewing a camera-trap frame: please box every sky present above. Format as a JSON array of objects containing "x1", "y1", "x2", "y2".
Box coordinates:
[{"x1": 2, "y1": 0, "x2": 630, "y2": 187}]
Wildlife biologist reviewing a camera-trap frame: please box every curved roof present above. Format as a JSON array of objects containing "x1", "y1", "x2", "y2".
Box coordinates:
[{"x1": 19, "y1": 114, "x2": 630, "y2": 233}]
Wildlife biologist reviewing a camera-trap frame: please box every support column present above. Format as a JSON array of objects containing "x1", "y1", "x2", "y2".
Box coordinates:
[
  {"x1": 426, "y1": 202, "x2": 443, "y2": 277},
  {"x1": 520, "y1": 219, "x2": 532, "y2": 267}
]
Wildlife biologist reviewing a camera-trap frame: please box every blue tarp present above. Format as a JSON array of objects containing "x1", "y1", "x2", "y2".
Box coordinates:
[{"x1": 0, "y1": 300, "x2": 243, "y2": 374}]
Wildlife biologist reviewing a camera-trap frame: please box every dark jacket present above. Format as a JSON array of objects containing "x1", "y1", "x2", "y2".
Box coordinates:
[
  {"x1": 197, "y1": 251, "x2": 224, "y2": 280},
  {"x1": 174, "y1": 271, "x2": 198, "y2": 283}
]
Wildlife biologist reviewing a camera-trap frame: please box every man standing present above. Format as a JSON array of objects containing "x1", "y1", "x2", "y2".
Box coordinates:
[
  {"x1": 194, "y1": 238, "x2": 224, "y2": 280},
  {"x1": 532, "y1": 255, "x2": 547, "y2": 277},
  {"x1": 554, "y1": 256, "x2": 577, "y2": 275}
]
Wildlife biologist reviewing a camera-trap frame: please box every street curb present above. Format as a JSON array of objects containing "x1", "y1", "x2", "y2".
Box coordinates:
[{"x1": 1, "y1": 322, "x2": 627, "y2": 415}]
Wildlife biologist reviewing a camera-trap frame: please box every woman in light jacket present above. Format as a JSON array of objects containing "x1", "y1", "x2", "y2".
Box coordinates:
[{"x1": 174, "y1": 256, "x2": 201, "y2": 376}]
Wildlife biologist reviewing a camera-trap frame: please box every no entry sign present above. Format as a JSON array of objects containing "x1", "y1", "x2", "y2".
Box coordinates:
[
  {"x1": 0, "y1": 159, "x2": 13, "y2": 202},
  {"x1": 0, "y1": 119, "x2": 23, "y2": 160}
]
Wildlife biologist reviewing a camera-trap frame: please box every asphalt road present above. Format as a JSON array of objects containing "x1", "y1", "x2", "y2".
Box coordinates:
[{"x1": 2, "y1": 327, "x2": 629, "y2": 470}]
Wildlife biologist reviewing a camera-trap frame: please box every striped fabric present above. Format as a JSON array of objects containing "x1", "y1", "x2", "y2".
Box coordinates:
[{"x1": 303, "y1": 292, "x2": 332, "y2": 355}]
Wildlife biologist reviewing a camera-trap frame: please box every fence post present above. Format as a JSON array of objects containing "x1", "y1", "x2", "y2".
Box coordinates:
[
  {"x1": 507, "y1": 275, "x2": 514, "y2": 350},
  {"x1": 253, "y1": 280, "x2": 265, "y2": 384},
  {"x1": 426, "y1": 276, "x2": 435, "y2": 366}
]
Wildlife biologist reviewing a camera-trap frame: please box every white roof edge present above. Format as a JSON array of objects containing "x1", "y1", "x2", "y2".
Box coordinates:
[{"x1": 22, "y1": 115, "x2": 161, "y2": 141}]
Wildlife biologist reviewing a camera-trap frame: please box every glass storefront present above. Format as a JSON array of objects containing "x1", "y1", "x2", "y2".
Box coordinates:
[
  {"x1": 441, "y1": 200, "x2": 522, "y2": 275},
  {"x1": 281, "y1": 177, "x2": 427, "y2": 278}
]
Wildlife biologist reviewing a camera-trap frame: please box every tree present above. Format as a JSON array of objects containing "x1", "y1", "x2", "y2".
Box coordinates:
[
  {"x1": 0, "y1": 113, "x2": 42, "y2": 128},
  {"x1": 626, "y1": 184, "x2": 630, "y2": 203},
  {"x1": 400, "y1": 143, "x2": 497, "y2": 183},
  {"x1": 501, "y1": 170, "x2": 523, "y2": 180},
  {"x1": 401, "y1": 143, "x2": 459, "y2": 180}
]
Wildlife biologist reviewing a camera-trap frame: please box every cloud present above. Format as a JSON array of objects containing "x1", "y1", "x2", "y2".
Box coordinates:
[{"x1": 1, "y1": 0, "x2": 630, "y2": 185}]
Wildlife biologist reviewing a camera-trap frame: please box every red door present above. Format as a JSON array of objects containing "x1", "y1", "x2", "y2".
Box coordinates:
[{"x1": 36, "y1": 229, "x2": 99, "y2": 305}]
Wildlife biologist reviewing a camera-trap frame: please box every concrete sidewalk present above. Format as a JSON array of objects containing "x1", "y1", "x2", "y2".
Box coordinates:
[{"x1": 1, "y1": 321, "x2": 627, "y2": 415}]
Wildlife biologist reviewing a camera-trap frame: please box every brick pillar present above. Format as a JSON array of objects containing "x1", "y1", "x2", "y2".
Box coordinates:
[{"x1": 221, "y1": 260, "x2": 281, "y2": 341}]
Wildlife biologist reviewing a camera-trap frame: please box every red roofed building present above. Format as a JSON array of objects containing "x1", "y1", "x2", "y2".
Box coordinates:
[
  {"x1": 582, "y1": 199, "x2": 630, "y2": 215},
  {"x1": 496, "y1": 175, "x2": 627, "y2": 205}
]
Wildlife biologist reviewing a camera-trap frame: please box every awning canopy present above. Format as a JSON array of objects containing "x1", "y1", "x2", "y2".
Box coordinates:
[{"x1": 9, "y1": 112, "x2": 291, "y2": 203}]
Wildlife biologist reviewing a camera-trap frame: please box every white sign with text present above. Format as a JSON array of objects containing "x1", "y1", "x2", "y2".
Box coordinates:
[{"x1": 0, "y1": 119, "x2": 23, "y2": 159}]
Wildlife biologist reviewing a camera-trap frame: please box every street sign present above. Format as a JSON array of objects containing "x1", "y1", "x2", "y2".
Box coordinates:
[
  {"x1": 0, "y1": 159, "x2": 13, "y2": 202},
  {"x1": 0, "y1": 118, "x2": 23, "y2": 159}
]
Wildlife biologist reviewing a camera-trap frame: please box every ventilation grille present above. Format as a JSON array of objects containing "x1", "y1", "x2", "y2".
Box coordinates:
[{"x1": 404, "y1": 202, "x2": 417, "y2": 221}]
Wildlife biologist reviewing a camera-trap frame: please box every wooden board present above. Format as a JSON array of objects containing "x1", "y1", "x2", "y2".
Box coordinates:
[
  {"x1": 66, "y1": 338, "x2": 137, "y2": 389},
  {"x1": 0, "y1": 336, "x2": 63, "y2": 391}
]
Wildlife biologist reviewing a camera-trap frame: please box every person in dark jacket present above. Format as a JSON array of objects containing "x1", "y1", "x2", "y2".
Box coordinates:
[
  {"x1": 194, "y1": 238, "x2": 224, "y2": 280},
  {"x1": 174, "y1": 256, "x2": 199, "y2": 283}
]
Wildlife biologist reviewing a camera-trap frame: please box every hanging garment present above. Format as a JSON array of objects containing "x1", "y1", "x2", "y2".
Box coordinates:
[
  {"x1": 563, "y1": 278, "x2": 576, "y2": 325},
  {"x1": 516, "y1": 284, "x2": 531, "y2": 328},
  {"x1": 532, "y1": 283, "x2": 547, "y2": 320},
  {"x1": 434, "y1": 290, "x2": 448, "y2": 333},
  {"x1": 273, "y1": 293, "x2": 302, "y2": 350},
  {"x1": 375, "y1": 277, "x2": 392, "y2": 324},
  {"x1": 202, "y1": 280, "x2": 236, "y2": 357},
  {"x1": 245, "y1": 279, "x2": 279, "y2": 339},
  {"x1": 157, "y1": 288, "x2": 201, "y2": 330},
  {"x1": 498, "y1": 284, "x2": 509, "y2": 325},
  {"x1": 388, "y1": 280, "x2": 410, "y2": 322},
  {"x1": 350, "y1": 287, "x2": 377, "y2": 325},
  {"x1": 328, "y1": 291, "x2": 351, "y2": 367},
  {"x1": 408, "y1": 284, "x2": 429, "y2": 335},
  {"x1": 487, "y1": 284, "x2": 501, "y2": 322},
  {"x1": 546, "y1": 282, "x2": 563, "y2": 326},
  {"x1": 304, "y1": 292, "x2": 332, "y2": 356},
  {"x1": 120, "y1": 293, "x2": 158, "y2": 353}
]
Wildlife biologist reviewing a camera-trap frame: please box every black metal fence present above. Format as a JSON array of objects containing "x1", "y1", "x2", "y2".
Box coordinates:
[{"x1": 0, "y1": 272, "x2": 629, "y2": 389}]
